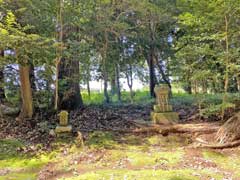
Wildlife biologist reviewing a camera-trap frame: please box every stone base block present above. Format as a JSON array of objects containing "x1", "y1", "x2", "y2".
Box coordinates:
[
  {"x1": 151, "y1": 112, "x2": 179, "y2": 125},
  {"x1": 55, "y1": 125, "x2": 72, "y2": 133},
  {"x1": 153, "y1": 105, "x2": 173, "y2": 112}
]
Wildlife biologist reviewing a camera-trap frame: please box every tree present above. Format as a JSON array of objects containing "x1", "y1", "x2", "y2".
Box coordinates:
[
  {"x1": 55, "y1": 0, "x2": 84, "y2": 110},
  {"x1": 176, "y1": 0, "x2": 240, "y2": 95},
  {"x1": 0, "y1": 1, "x2": 53, "y2": 118},
  {"x1": 0, "y1": 50, "x2": 5, "y2": 102},
  {"x1": 128, "y1": 0, "x2": 177, "y2": 96}
]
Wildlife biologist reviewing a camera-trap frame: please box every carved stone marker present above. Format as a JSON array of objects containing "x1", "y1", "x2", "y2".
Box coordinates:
[
  {"x1": 151, "y1": 85, "x2": 179, "y2": 124},
  {"x1": 55, "y1": 111, "x2": 72, "y2": 134}
]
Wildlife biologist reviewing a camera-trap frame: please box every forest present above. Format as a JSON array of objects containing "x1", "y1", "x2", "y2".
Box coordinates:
[{"x1": 0, "y1": 0, "x2": 240, "y2": 180}]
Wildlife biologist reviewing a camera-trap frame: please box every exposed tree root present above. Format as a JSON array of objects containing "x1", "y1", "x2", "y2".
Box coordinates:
[
  {"x1": 115, "y1": 122, "x2": 220, "y2": 135},
  {"x1": 195, "y1": 139, "x2": 240, "y2": 149},
  {"x1": 192, "y1": 112, "x2": 240, "y2": 149},
  {"x1": 215, "y1": 112, "x2": 240, "y2": 144}
]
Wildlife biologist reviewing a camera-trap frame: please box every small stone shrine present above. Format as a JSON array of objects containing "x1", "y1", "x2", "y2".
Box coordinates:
[
  {"x1": 55, "y1": 110, "x2": 72, "y2": 134},
  {"x1": 151, "y1": 85, "x2": 179, "y2": 124}
]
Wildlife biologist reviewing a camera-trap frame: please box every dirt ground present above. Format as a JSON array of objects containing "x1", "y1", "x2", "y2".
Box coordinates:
[{"x1": 1, "y1": 105, "x2": 240, "y2": 180}]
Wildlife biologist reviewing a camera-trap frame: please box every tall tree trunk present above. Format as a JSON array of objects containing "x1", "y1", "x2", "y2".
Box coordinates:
[
  {"x1": 237, "y1": 75, "x2": 240, "y2": 92},
  {"x1": 185, "y1": 80, "x2": 192, "y2": 94},
  {"x1": 29, "y1": 64, "x2": 36, "y2": 91},
  {"x1": 55, "y1": 0, "x2": 64, "y2": 110},
  {"x1": 115, "y1": 64, "x2": 121, "y2": 102},
  {"x1": 126, "y1": 64, "x2": 134, "y2": 103},
  {"x1": 202, "y1": 80, "x2": 208, "y2": 94},
  {"x1": 58, "y1": 58, "x2": 83, "y2": 110},
  {"x1": 86, "y1": 66, "x2": 91, "y2": 98},
  {"x1": 87, "y1": 79, "x2": 91, "y2": 98},
  {"x1": 103, "y1": 70, "x2": 110, "y2": 103},
  {"x1": 223, "y1": 15, "x2": 229, "y2": 95},
  {"x1": 0, "y1": 50, "x2": 5, "y2": 102},
  {"x1": 193, "y1": 81, "x2": 198, "y2": 94},
  {"x1": 222, "y1": 15, "x2": 230, "y2": 120},
  {"x1": 0, "y1": 68, "x2": 5, "y2": 102},
  {"x1": 110, "y1": 75, "x2": 117, "y2": 96},
  {"x1": 147, "y1": 48, "x2": 156, "y2": 97},
  {"x1": 154, "y1": 53, "x2": 172, "y2": 92},
  {"x1": 18, "y1": 65, "x2": 33, "y2": 119},
  {"x1": 148, "y1": 19, "x2": 158, "y2": 97},
  {"x1": 102, "y1": 31, "x2": 110, "y2": 103}
]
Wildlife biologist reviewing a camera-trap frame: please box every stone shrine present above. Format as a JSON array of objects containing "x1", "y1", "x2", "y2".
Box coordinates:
[
  {"x1": 151, "y1": 85, "x2": 179, "y2": 124},
  {"x1": 55, "y1": 111, "x2": 72, "y2": 134}
]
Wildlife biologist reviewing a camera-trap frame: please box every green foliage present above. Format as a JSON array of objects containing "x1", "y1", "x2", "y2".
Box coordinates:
[
  {"x1": 82, "y1": 90, "x2": 153, "y2": 105},
  {"x1": 1, "y1": 0, "x2": 239, "y2": 110},
  {"x1": 201, "y1": 102, "x2": 235, "y2": 118},
  {"x1": 81, "y1": 91, "x2": 105, "y2": 105},
  {"x1": 175, "y1": 0, "x2": 240, "y2": 95},
  {"x1": 171, "y1": 93, "x2": 239, "y2": 119},
  {"x1": 0, "y1": 139, "x2": 24, "y2": 159}
]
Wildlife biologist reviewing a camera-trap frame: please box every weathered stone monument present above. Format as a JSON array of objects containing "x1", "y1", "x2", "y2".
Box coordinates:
[
  {"x1": 151, "y1": 85, "x2": 179, "y2": 124},
  {"x1": 55, "y1": 111, "x2": 72, "y2": 134}
]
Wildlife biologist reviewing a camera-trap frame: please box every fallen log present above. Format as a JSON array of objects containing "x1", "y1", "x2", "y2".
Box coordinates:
[{"x1": 114, "y1": 122, "x2": 220, "y2": 135}]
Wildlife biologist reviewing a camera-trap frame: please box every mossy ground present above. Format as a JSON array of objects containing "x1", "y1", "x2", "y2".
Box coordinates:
[
  {"x1": 0, "y1": 139, "x2": 57, "y2": 180},
  {"x1": 1, "y1": 132, "x2": 240, "y2": 180},
  {"x1": 203, "y1": 150, "x2": 240, "y2": 179}
]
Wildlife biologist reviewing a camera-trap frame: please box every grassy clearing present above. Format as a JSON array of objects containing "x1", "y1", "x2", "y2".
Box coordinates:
[
  {"x1": 38, "y1": 132, "x2": 233, "y2": 179},
  {"x1": 1, "y1": 131, "x2": 239, "y2": 180}
]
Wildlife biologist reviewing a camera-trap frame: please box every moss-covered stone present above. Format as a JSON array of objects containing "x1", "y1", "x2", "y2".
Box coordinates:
[
  {"x1": 151, "y1": 112, "x2": 179, "y2": 124},
  {"x1": 58, "y1": 110, "x2": 69, "y2": 126},
  {"x1": 55, "y1": 125, "x2": 72, "y2": 133},
  {"x1": 153, "y1": 105, "x2": 173, "y2": 112}
]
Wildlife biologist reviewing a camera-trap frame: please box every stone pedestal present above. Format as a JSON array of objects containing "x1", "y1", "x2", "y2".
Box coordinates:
[
  {"x1": 55, "y1": 125, "x2": 72, "y2": 133},
  {"x1": 151, "y1": 85, "x2": 179, "y2": 125},
  {"x1": 55, "y1": 111, "x2": 72, "y2": 135}
]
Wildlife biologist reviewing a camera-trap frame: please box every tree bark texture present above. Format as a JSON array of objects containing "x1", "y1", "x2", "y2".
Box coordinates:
[
  {"x1": 0, "y1": 51, "x2": 5, "y2": 102},
  {"x1": 115, "y1": 64, "x2": 121, "y2": 102},
  {"x1": 58, "y1": 58, "x2": 83, "y2": 110},
  {"x1": 19, "y1": 65, "x2": 33, "y2": 119},
  {"x1": 147, "y1": 48, "x2": 157, "y2": 98}
]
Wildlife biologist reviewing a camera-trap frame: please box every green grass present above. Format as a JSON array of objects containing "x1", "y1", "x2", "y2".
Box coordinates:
[
  {"x1": 81, "y1": 90, "x2": 153, "y2": 105},
  {"x1": 1, "y1": 133, "x2": 238, "y2": 180},
  {"x1": 126, "y1": 150, "x2": 183, "y2": 167},
  {"x1": 82, "y1": 88, "x2": 240, "y2": 112},
  {"x1": 0, "y1": 171, "x2": 37, "y2": 180},
  {"x1": 203, "y1": 150, "x2": 240, "y2": 178},
  {"x1": 86, "y1": 131, "x2": 120, "y2": 149},
  {"x1": 60, "y1": 169, "x2": 223, "y2": 180},
  {"x1": 0, "y1": 139, "x2": 57, "y2": 180}
]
